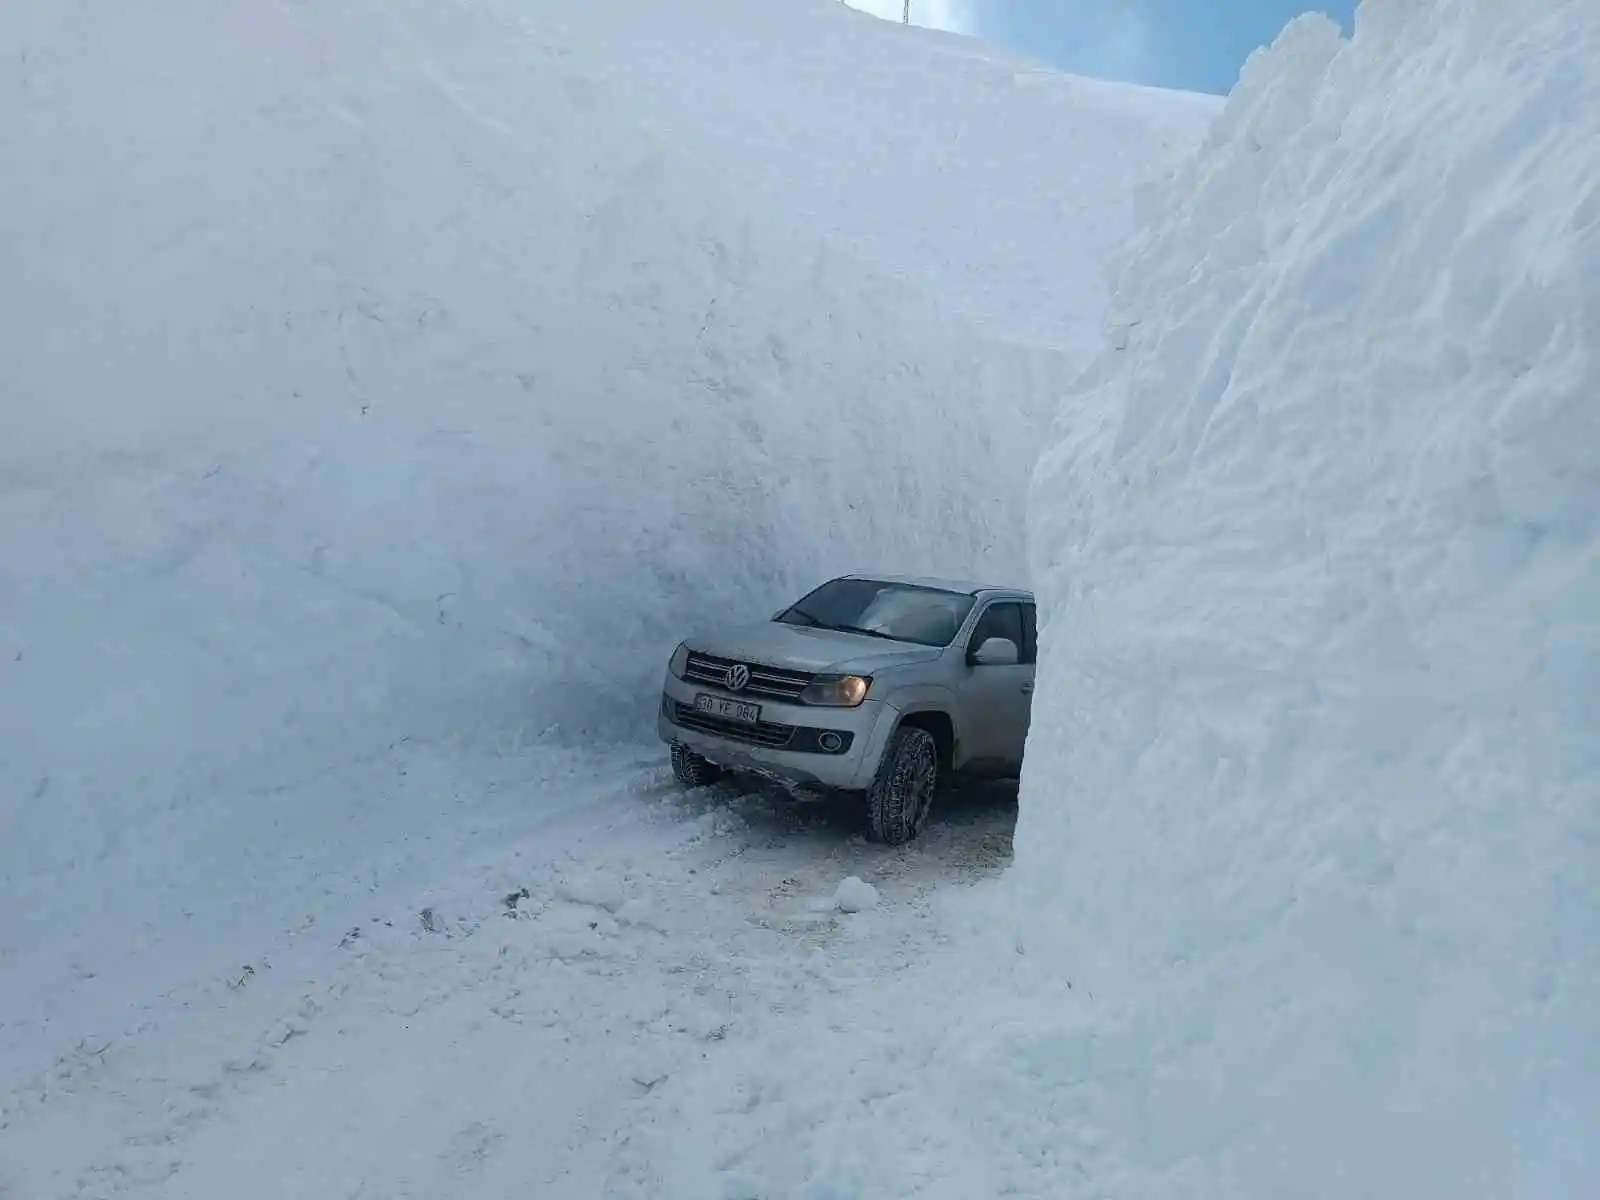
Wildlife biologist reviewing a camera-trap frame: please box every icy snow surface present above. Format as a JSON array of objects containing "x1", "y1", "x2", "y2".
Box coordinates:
[
  {"x1": 0, "y1": 0, "x2": 1207, "y2": 1100},
  {"x1": 1011, "y1": 1, "x2": 1600, "y2": 1195},
  {"x1": 2, "y1": 782, "x2": 1031, "y2": 1199}
]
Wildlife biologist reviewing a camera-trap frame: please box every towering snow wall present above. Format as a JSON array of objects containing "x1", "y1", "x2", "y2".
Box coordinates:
[
  {"x1": 0, "y1": 0, "x2": 1073, "y2": 1075},
  {"x1": 1012, "y1": 0, "x2": 1599, "y2": 1194},
  {"x1": 559, "y1": 0, "x2": 1221, "y2": 350}
]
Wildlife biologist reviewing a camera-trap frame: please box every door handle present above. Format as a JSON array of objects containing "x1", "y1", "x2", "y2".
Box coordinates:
[{"x1": 1021, "y1": 682, "x2": 1034, "y2": 695}]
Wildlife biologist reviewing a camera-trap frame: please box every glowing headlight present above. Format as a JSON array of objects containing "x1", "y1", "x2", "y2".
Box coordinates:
[
  {"x1": 668, "y1": 642, "x2": 690, "y2": 678},
  {"x1": 800, "y1": 674, "x2": 870, "y2": 707}
]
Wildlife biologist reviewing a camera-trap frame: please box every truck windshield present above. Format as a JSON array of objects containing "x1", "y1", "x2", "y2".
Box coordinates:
[{"x1": 778, "y1": 579, "x2": 975, "y2": 647}]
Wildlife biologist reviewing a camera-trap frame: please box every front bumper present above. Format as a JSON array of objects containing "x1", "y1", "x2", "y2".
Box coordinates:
[{"x1": 656, "y1": 671, "x2": 895, "y2": 791}]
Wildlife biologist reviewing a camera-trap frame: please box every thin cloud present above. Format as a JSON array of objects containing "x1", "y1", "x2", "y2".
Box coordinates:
[
  {"x1": 919, "y1": 0, "x2": 976, "y2": 33},
  {"x1": 967, "y1": 1, "x2": 1162, "y2": 87},
  {"x1": 1082, "y1": 6, "x2": 1157, "y2": 84}
]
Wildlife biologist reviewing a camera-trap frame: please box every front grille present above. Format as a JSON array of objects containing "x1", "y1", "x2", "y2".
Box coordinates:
[
  {"x1": 670, "y1": 700, "x2": 795, "y2": 748},
  {"x1": 683, "y1": 651, "x2": 815, "y2": 701}
]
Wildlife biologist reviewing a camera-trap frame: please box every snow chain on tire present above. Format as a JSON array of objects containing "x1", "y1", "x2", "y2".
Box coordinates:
[{"x1": 866, "y1": 725, "x2": 939, "y2": 845}]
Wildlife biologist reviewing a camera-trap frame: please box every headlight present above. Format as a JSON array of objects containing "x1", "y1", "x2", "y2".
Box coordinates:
[
  {"x1": 668, "y1": 642, "x2": 690, "y2": 678},
  {"x1": 800, "y1": 674, "x2": 870, "y2": 707}
]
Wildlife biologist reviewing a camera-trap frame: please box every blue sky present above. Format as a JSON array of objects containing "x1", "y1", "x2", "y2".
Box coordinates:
[{"x1": 848, "y1": 1, "x2": 1358, "y2": 95}]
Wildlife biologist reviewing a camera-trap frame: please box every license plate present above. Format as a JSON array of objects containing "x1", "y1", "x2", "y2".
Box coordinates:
[{"x1": 695, "y1": 693, "x2": 761, "y2": 724}]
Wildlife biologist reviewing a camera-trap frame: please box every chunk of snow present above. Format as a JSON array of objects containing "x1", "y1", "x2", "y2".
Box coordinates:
[
  {"x1": 833, "y1": 877, "x2": 880, "y2": 914},
  {"x1": 1011, "y1": 2, "x2": 1600, "y2": 1196},
  {"x1": 556, "y1": 872, "x2": 627, "y2": 914}
]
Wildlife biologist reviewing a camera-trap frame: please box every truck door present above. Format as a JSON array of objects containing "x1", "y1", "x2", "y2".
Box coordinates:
[{"x1": 962, "y1": 601, "x2": 1033, "y2": 773}]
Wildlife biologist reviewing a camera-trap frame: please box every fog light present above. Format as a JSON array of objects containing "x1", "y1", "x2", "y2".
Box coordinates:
[{"x1": 818, "y1": 731, "x2": 844, "y2": 753}]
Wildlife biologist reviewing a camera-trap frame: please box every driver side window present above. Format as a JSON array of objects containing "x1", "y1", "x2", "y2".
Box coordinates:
[{"x1": 967, "y1": 603, "x2": 1024, "y2": 660}]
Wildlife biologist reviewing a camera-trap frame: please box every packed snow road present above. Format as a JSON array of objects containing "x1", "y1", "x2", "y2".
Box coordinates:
[{"x1": 2, "y1": 768, "x2": 1019, "y2": 1199}]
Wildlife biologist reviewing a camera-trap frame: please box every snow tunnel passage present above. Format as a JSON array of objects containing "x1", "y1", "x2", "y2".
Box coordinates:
[{"x1": 0, "y1": 0, "x2": 1067, "y2": 1079}]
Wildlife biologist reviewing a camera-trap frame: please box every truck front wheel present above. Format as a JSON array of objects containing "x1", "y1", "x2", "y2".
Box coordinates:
[{"x1": 865, "y1": 725, "x2": 938, "y2": 845}]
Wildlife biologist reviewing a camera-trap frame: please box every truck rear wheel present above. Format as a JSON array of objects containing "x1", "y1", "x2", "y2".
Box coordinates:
[
  {"x1": 865, "y1": 725, "x2": 938, "y2": 845},
  {"x1": 670, "y1": 742, "x2": 724, "y2": 788}
]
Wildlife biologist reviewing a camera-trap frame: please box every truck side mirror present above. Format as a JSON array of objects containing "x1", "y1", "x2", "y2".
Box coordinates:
[{"x1": 970, "y1": 637, "x2": 1019, "y2": 666}]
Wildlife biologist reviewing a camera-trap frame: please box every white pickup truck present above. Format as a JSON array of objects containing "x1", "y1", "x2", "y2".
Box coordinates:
[{"x1": 658, "y1": 574, "x2": 1037, "y2": 844}]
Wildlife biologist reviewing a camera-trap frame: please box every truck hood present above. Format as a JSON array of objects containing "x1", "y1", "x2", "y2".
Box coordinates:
[{"x1": 692, "y1": 621, "x2": 945, "y2": 675}]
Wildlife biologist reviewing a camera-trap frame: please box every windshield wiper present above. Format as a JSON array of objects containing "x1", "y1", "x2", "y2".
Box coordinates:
[{"x1": 783, "y1": 605, "x2": 825, "y2": 627}]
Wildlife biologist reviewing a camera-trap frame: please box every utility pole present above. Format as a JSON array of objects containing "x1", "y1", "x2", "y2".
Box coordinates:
[{"x1": 902, "y1": 1, "x2": 910, "y2": 23}]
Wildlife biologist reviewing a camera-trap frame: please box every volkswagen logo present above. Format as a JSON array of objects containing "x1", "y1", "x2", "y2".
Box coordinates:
[{"x1": 725, "y1": 663, "x2": 751, "y2": 692}]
